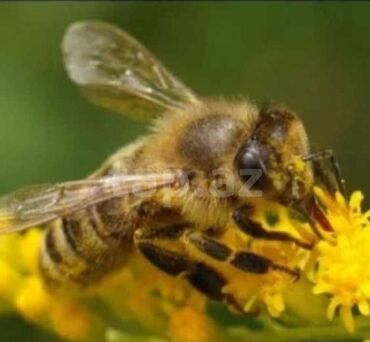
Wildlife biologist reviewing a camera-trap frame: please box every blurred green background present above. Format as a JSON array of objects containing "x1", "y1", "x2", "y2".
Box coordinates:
[{"x1": 0, "y1": 2, "x2": 369, "y2": 341}]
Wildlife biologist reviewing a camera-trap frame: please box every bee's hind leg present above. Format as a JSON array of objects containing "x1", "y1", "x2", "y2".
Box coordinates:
[{"x1": 133, "y1": 225, "x2": 244, "y2": 312}]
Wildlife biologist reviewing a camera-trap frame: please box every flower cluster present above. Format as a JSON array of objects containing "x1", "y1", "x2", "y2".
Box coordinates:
[
  {"x1": 313, "y1": 188, "x2": 370, "y2": 332},
  {"x1": 0, "y1": 230, "x2": 93, "y2": 340},
  {"x1": 0, "y1": 187, "x2": 369, "y2": 341},
  {"x1": 0, "y1": 227, "x2": 216, "y2": 341}
]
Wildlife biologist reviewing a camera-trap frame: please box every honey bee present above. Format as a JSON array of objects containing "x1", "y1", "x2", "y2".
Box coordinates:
[{"x1": 0, "y1": 21, "x2": 344, "y2": 310}]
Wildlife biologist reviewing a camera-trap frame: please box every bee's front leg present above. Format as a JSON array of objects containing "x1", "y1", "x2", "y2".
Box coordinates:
[
  {"x1": 303, "y1": 149, "x2": 346, "y2": 196},
  {"x1": 232, "y1": 206, "x2": 313, "y2": 250}
]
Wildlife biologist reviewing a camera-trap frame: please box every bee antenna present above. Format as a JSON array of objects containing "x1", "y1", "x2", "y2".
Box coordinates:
[{"x1": 302, "y1": 150, "x2": 346, "y2": 196}]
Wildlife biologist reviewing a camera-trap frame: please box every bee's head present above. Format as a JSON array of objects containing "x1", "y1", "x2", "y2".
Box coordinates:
[{"x1": 234, "y1": 105, "x2": 314, "y2": 205}]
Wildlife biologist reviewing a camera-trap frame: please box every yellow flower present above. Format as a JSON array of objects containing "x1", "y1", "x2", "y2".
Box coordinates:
[
  {"x1": 0, "y1": 228, "x2": 95, "y2": 341},
  {"x1": 50, "y1": 302, "x2": 92, "y2": 341},
  {"x1": 313, "y1": 188, "x2": 370, "y2": 332},
  {"x1": 0, "y1": 259, "x2": 22, "y2": 302},
  {"x1": 168, "y1": 306, "x2": 217, "y2": 342},
  {"x1": 18, "y1": 229, "x2": 43, "y2": 274},
  {"x1": 15, "y1": 276, "x2": 52, "y2": 321},
  {"x1": 1, "y1": 186, "x2": 370, "y2": 340},
  {"x1": 215, "y1": 198, "x2": 313, "y2": 317}
]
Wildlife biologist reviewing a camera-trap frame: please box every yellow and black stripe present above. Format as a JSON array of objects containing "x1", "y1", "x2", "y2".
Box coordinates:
[{"x1": 39, "y1": 199, "x2": 135, "y2": 289}]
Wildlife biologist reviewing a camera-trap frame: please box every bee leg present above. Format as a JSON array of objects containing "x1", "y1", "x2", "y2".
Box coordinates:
[
  {"x1": 232, "y1": 207, "x2": 313, "y2": 250},
  {"x1": 185, "y1": 262, "x2": 245, "y2": 313},
  {"x1": 133, "y1": 224, "x2": 190, "y2": 276},
  {"x1": 136, "y1": 241, "x2": 190, "y2": 276},
  {"x1": 184, "y1": 231, "x2": 299, "y2": 280},
  {"x1": 134, "y1": 227, "x2": 244, "y2": 312}
]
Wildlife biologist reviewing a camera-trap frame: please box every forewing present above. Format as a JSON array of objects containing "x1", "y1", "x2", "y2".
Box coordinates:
[
  {"x1": 0, "y1": 171, "x2": 187, "y2": 234},
  {"x1": 62, "y1": 21, "x2": 198, "y2": 121}
]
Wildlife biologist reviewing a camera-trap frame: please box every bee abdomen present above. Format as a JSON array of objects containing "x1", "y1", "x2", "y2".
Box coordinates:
[{"x1": 39, "y1": 200, "x2": 134, "y2": 288}]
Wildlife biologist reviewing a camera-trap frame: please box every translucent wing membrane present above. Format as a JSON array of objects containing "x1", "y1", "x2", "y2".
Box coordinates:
[
  {"x1": 62, "y1": 21, "x2": 198, "y2": 121},
  {"x1": 0, "y1": 171, "x2": 186, "y2": 234}
]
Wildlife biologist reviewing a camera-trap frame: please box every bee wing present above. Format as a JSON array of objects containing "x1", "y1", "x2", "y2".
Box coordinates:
[
  {"x1": 62, "y1": 21, "x2": 199, "y2": 121},
  {"x1": 0, "y1": 171, "x2": 187, "y2": 234}
]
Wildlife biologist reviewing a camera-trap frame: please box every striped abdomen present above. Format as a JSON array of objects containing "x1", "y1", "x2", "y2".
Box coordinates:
[{"x1": 39, "y1": 198, "x2": 137, "y2": 289}]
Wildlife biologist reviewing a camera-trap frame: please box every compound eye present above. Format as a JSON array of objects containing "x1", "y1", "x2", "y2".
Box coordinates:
[
  {"x1": 239, "y1": 149, "x2": 264, "y2": 172},
  {"x1": 235, "y1": 142, "x2": 270, "y2": 189}
]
